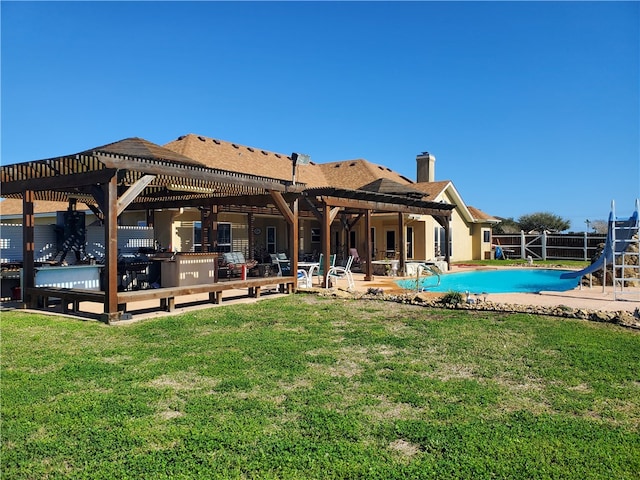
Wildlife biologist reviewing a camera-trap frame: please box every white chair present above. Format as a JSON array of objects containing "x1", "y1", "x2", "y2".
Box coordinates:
[
  {"x1": 297, "y1": 269, "x2": 312, "y2": 288},
  {"x1": 308, "y1": 254, "x2": 336, "y2": 286},
  {"x1": 326, "y1": 255, "x2": 355, "y2": 290},
  {"x1": 269, "y1": 253, "x2": 291, "y2": 277}
]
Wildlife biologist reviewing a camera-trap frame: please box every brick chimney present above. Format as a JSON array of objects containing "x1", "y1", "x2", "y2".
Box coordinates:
[{"x1": 416, "y1": 151, "x2": 435, "y2": 183}]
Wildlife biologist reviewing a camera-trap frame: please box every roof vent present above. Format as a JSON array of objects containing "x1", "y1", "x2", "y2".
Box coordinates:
[
  {"x1": 177, "y1": 135, "x2": 186, "y2": 141},
  {"x1": 232, "y1": 144, "x2": 239, "y2": 149},
  {"x1": 349, "y1": 162, "x2": 356, "y2": 166},
  {"x1": 334, "y1": 164, "x2": 341, "y2": 168},
  {"x1": 275, "y1": 153, "x2": 281, "y2": 158},
  {"x1": 247, "y1": 147, "x2": 254, "y2": 152},
  {"x1": 378, "y1": 166, "x2": 384, "y2": 170},
  {"x1": 198, "y1": 136, "x2": 206, "y2": 142},
  {"x1": 213, "y1": 139, "x2": 221, "y2": 145},
  {"x1": 261, "y1": 150, "x2": 268, "y2": 155}
]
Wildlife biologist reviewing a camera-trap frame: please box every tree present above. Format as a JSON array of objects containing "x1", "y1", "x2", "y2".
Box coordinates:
[
  {"x1": 590, "y1": 220, "x2": 608, "y2": 235},
  {"x1": 492, "y1": 217, "x2": 520, "y2": 234},
  {"x1": 517, "y1": 212, "x2": 570, "y2": 233}
]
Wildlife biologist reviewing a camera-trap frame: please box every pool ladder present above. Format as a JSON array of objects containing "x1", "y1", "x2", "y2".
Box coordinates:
[{"x1": 416, "y1": 263, "x2": 441, "y2": 290}]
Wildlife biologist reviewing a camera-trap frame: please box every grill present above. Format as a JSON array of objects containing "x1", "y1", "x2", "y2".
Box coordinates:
[{"x1": 118, "y1": 255, "x2": 152, "y2": 290}]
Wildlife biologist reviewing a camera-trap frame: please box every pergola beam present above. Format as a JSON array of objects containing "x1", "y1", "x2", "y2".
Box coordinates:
[{"x1": 117, "y1": 175, "x2": 156, "y2": 216}]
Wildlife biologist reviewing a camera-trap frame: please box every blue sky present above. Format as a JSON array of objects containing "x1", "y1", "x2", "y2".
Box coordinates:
[{"x1": 2, "y1": 1, "x2": 638, "y2": 231}]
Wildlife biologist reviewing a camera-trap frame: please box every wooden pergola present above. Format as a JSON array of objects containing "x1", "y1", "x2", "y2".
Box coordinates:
[
  {"x1": 1, "y1": 137, "x2": 455, "y2": 322},
  {"x1": 300, "y1": 187, "x2": 455, "y2": 281},
  {"x1": 0, "y1": 138, "x2": 303, "y2": 322}
]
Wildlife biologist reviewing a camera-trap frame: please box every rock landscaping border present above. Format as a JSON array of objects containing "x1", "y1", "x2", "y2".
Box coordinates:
[{"x1": 303, "y1": 288, "x2": 640, "y2": 330}]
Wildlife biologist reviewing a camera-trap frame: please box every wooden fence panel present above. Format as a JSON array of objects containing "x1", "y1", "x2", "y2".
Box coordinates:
[{"x1": 493, "y1": 233, "x2": 606, "y2": 260}]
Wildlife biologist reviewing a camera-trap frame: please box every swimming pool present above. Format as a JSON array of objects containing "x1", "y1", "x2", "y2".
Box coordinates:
[{"x1": 396, "y1": 268, "x2": 581, "y2": 294}]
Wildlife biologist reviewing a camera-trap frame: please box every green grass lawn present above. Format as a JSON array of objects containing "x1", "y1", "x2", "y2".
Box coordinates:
[{"x1": 2, "y1": 296, "x2": 639, "y2": 479}]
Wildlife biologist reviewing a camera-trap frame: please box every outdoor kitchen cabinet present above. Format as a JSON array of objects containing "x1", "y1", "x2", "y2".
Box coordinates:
[{"x1": 157, "y1": 252, "x2": 219, "y2": 287}]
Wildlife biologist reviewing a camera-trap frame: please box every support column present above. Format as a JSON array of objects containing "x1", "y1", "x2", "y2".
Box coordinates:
[
  {"x1": 22, "y1": 190, "x2": 35, "y2": 308},
  {"x1": 398, "y1": 212, "x2": 405, "y2": 276},
  {"x1": 102, "y1": 174, "x2": 120, "y2": 323},
  {"x1": 443, "y1": 217, "x2": 451, "y2": 270},
  {"x1": 322, "y1": 201, "x2": 332, "y2": 286},
  {"x1": 364, "y1": 209, "x2": 373, "y2": 281},
  {"x1": 290, "y1": 199, "x2": 299, "y2": 290}
]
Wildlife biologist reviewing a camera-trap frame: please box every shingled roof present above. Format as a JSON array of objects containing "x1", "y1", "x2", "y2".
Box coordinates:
[
  {"x1": 86, "y1": 137, "x2": 201, "y2": 165},
  {"x1": 317, "y1": 159, "x2": 414, "y2": 190},
  {"x1": 163, "y1": 134, "x2": 327, "y2": 187},
  {"x1": 410, "y1": 181, "x2": 452, "y2": 198},
  {"x1": 358, "y1": 178, "x2": 426, "y2": 198}
]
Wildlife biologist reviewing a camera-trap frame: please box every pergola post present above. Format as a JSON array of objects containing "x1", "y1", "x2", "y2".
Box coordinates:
[
  {"x1": 102, "y1": 173, "x2": 120, "y2": 324},
  {"x1": 443, "y1": 217, "x2": 451, "y2": 270},
  {"x1": 398, "y1": 212, "x2": 406, "y2": 275},
  {"x1": 290, "y1": 198, "x2": 299, "y2": 290},
  {"x1": 364, "y1": 209, "x2": 373, "y2": 281},
  {"x1": 322, "y1": 201, "x2": 332, "y2": 286},
  {"x1": 22, "y1": 190, "x2": 35, "y2": 308}
]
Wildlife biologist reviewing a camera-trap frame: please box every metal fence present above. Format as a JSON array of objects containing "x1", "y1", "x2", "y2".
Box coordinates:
[{"x1": 493, "y1": 232, "x2": 607, "y2": 261}]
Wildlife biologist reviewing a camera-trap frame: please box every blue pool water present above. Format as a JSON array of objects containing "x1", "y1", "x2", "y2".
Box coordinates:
[{"x1": 396, "y1": 269, "x2": 580, "y2": 294}]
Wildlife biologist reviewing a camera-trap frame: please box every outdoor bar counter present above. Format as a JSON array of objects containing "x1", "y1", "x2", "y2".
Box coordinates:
[
  {"x1": 34, "y1": 264, "x2": 102, "y2": 290},
  {"x1": 154, "y1": 252, "x2": 219, "y2": 288}
]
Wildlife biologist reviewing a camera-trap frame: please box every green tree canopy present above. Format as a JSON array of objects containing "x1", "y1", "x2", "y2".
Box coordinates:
[
  {"x1": 517, "y1": 212, "x2": 570, "y2": 232},
  {"x1": 493, "y1": 217, "x2": 519, "y2": 234}
]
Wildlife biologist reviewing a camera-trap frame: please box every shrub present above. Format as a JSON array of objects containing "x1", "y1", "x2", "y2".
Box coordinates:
[{"x1": 439, "y1": 291, "x2": 463, "y2": 305}]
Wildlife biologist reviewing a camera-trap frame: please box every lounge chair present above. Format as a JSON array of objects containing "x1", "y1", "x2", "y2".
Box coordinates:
[{"x1": 326, "y1": 255, "x2": 355, "y2": 290}]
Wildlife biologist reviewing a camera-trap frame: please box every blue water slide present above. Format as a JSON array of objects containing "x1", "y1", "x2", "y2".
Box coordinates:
[{"x1": 560, "y1": 204, "x2": 639, "y2": 279}]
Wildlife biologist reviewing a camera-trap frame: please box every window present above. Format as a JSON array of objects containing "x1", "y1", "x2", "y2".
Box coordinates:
[
  {"x1": 434, "y1": 226, "x2": 452, "y2": 257},
  {"x1": 483, "y1": 229, "x2": 491, "y2": 243},
  {"x1": 311, "y1": 228, "x2": 320, "y2": 243},
  {"x1": 267, "y1": 226, "x2": 276, "y2": 254},
  {"x1": 217, "y1": 222, "x2": 232, "y2": 253},
  {"x1": 406, "y1": 226, "x2": 414, "y2": 259},
  {"x1": 194, "y1": 221, "x2": 203, "y2": 252}
]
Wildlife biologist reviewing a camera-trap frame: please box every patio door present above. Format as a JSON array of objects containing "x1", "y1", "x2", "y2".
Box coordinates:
[{"x1": 386, "y1": 230, "x2": 396, "y2": 258}]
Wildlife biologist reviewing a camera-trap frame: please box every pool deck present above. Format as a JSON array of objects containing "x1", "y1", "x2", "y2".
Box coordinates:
[{"x1": 364, "y1": 265, "x2": 640, "y2": 313}]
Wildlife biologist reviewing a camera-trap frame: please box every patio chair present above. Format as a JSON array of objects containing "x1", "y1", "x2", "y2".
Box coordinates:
[
  {"x1": 270, "y1": 253, "x2": 292, "y2": 277},
  {"x1": 308, "y1": 253, "x2": 336, "y2": 286},
  {"x1": 326, "y1": 255, "x2": 355, "y2": 290},
  {"x1": 348, "y1": 248, "x2": 362, "y2": 272},
  {"x1": 297, "y1": 268, "x2": 312, "y2": 288}
]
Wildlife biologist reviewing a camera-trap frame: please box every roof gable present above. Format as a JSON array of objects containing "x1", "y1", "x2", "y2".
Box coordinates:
[
  {"x1": 86, "y1": 137, "x2": 200, "y2": 165},
  {"x1": 411, "y1": 181, "x2": 451, "y2": 199},
  {"x1": 359, "y1": 178, "x2": 425, "y2": 198},
  {"x1": 318, "y1": 159, "x2": 414, "y2": 190}
]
